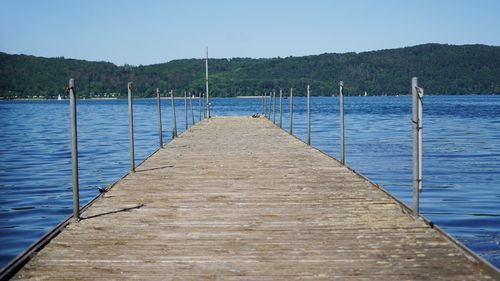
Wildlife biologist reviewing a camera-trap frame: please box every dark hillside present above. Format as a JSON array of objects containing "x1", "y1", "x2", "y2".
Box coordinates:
[{"x1": 1, "y1": 43, "x2": 499, "y2": 98}]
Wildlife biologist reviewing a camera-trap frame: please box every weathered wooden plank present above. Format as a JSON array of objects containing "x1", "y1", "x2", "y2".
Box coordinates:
[{"x1": 12, "y1": 117, "x2": 493, "y2": 280}]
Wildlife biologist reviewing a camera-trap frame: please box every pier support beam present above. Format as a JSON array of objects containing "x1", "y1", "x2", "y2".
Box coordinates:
[
  {"x1": 190, "y1": 93, "x2": 194, "y2": 125},
  {"x1": 184, "y1": 92, "x2": 188, "y2": 130},
  {"x1": 171, "y1": 90, "x2": 177, "y2": 138},
  {"x1": 279, "y1": 90, "x2": 283, "y2": 128},
  {"x1": 289, "y1": 88, "x2": 293, "y2": 135},
  {"x1": 339, "y1": 81, "x2": 345, "y2": 165},
  {"x1": 205, "y1": 47, "x2": 210, "y2": 118},
  {"x1": 199, "y1": 92, "x2": 202, "y2": 121},
  {"x1": 307, "y1": 85, "x2": 311, "y2": 145},
  {"x1": 156, "y1": 88, "x2": 163, "y2": 148},
  {"x1": 128, "y1": 82, "x2": 135, "y2": 172},
  {"x1": 261, "y1": 94, "x2": 264, "y2": 116},
  {"x1": 412, "y1": 77, "x2": 424, "y2": 216},
  {"x1": 263, "y1": 93, "x2": 267, "y2": 118},
  {"x1": 69, "y1": 79, "x2": 80, "y2": 220},
  {"x1": 273, "y1": 91, "x2": 276, "y2": 124}
]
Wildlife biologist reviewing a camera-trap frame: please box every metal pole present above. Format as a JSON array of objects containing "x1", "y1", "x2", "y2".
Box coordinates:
[
  {"x1": 184, "y1": 91, "x2": 188, "y2": 130},
  {"x1": 339, "y1": 81, "x2": 345, "y2": 165},
  {"x1": 273, "y1": 91, "x2": 276, "y2": 124},
  {"x1": 171, "y1": 90, "x2": 177, "y2": 138},
  {"x1": 264, "y1": 93, "x2": 269, "y2": 119},
  {"x1": 199, "y1": 92, "x2": 202, "y2": 121},
  {"x1": 268, "y1": 92, "x2": 271, "y2": 118},
  {"x1": 128, "y1": 82, "x2": 135, "y2": 172},
  {"x1": 203, "y1": 92, "x2": 206, "y2": 119},
  {"x1": 69, "y1": 78, "x2": 79, "y2": 220},
  {"x1": 261, "y1": 93, "x2": 264, "y2": 115},
  {"x1": 205, "y1": 47, "x2": 210, "y2": 118},
  {"x1": 418, "y1": 88, "x2": 423, "y2": 195},
  {"x1": 412, "y1": 77, "x2": 423, "y2": 216},
  {"x1": 279, "y1": 90, "x2": 283, "y2": 128},
  {"x1": 264, "y1": 92, "x2": 267, "y2": 118},
  {"x1": 156, "y1": 88, "x2": 163, "y2": 148},
  {"x1": 289, "y1": 88, "x2": 293, "y2": 135},
  {"x1": 412, "y1": 77, "x2": 418, "y2": 215},
  {"x1": 190, "y1": 93, "x2": 194, "y2": 125},
  {"x1": 307, "y1": 85, "x2": 311, "y2": 145}
]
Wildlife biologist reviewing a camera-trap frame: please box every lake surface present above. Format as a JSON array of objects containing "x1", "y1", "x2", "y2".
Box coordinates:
[{"x1": 0, "y1": 95, "x2": 499, "y2": 270}]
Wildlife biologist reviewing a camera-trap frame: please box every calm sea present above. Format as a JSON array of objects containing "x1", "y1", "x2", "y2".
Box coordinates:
[{"x1": 0, "y1": 95, "x2": 499, "y2": 269}]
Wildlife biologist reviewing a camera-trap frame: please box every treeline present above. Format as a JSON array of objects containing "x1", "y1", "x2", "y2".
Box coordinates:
[{"x1": 1, "y1": 43, "x2": 500, "y2": 98}]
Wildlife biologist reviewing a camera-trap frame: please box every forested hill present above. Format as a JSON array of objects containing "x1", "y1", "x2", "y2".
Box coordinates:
[{"x1": 1, "y1": 43, "x2": 499, "y2": 98}]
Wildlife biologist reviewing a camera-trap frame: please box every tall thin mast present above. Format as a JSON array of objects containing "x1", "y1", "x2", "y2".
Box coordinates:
[{"x1": 205, "y1": 46, "x2": 210, "y2": 118}]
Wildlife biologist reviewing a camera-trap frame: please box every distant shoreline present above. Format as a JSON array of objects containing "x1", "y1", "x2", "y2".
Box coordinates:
[
  {"x1": 1, "y1": 93, "x2": 499, "y2": 101},
  {"x1": 236, "y1": 96, "x2": 262, "y2": 98},
  {"x1": 0, "y1": 97, "x2": 119, "y2": 101},
  {"x1": 2, "y1": 44, "x2": 500, "y2": 100}
]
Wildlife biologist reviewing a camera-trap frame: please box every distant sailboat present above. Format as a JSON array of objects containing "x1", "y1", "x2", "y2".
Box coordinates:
[
  {"x1": 57, "y1": 94, "x2": 62, "y2": 101},
  {"x1": 364, "y1": 91, "x2": 368, "y2": 97}
]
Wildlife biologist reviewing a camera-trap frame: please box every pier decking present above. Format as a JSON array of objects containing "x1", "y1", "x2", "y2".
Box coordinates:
[{"x1": 13, "y1": 117, "x2": 493, "y2": 280}]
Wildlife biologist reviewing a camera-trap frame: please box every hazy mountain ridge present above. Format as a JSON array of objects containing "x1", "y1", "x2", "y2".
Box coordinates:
[{"x1": 1, "y1": 43, "x2": 499, "y2": 98}]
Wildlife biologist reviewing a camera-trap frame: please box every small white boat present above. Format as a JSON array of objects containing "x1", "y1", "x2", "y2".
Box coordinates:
[{"x1": 57, "y1": 94, "x2": 62, "y2": 101}]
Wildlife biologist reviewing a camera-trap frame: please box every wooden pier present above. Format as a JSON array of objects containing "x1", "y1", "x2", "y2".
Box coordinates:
[{"x1": 12, "y1": 117, "x2": 495, "y2": 280}]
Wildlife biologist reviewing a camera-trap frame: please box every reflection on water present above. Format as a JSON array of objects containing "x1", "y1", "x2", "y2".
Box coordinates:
[{"x1": 0, "y1": 95, "x2": 499, "y2": 269}]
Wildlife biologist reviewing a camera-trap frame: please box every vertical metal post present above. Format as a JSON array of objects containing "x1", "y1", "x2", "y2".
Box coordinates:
[
  {"x1": 307, "y1": 85, "x2": 311, "y2": 145},
  {"x1": 279, "y1": 89, "x2": 283, "y2": 128},
  {"x1": 171, "y1": 90, "x2": 177, "y2": 138},
  {"x1": 69, "y1": 78, "x2": 79, "y2": 220},
  {"x1": 273, "y1": 91, "x2": 276, "y2": 124},
  {"x1": 184, "y1": 91, "x2": 188, "y2": 130},
  {"x1": 261, "y1": 93, "x2": 264, "y2": 115},
  {"x1": 205, "y1": 47, "x2": 210, "y2": 118},
  {"x1": 264, "y1": 92, "x2": 267, "y2": 118},
  {"x1": 289, "y1": 88, "x2": 293, "y2": 135},
  {"x1": 339, "y1": 81, "x2": 345, "y2": 165},
  {"x1": 156, "y1": 88, "x2": 163, "y2": 148},
  {"x1": 128, "y1": 82, "x2": 135, "y2": 172},
  {"x1": 199, "y1": 92, "x2": 202, "y2": 121},
  {"x1": 412, "y1": 77, "x2": 423, "y2": 216},
  {"x1": 264, "y1": 93, "x2": 269, "y2": 119},
  {"x1": 190, "y1": 93, "x2": 194, "y2": 125},
  {"x1": 263, "y1": 92, "x2": 266, "y2": 118},
  {"x1": 418, "y1": 88, "x2": 423, "y2": 194},
  {"x1": 268, "y1": 92, "x2": 271, "y2": 118},
  {"x1": 201, "y1": 93, "x2": 207, "y2": 118}
]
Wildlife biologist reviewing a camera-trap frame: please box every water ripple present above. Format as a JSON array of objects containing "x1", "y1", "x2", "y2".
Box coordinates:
[{"x1": 0, "y1": 96, "x2": 499, "y2": 269}]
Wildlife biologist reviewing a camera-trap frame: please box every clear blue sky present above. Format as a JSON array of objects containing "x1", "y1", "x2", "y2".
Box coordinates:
[{"x1": 1, "y1": 0, "x2": 499, "y2": 66}]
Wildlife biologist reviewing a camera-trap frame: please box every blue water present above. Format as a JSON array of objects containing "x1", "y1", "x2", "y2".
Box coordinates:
[{"x1": 0, "y1": 96, "x2": 499, "y2": 270}]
